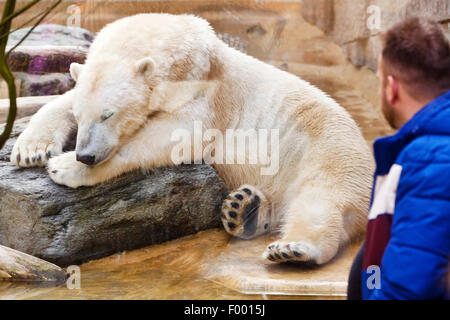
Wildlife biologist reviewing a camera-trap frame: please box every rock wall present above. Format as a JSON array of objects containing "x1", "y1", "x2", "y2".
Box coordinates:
[
  {"x1": 0, "y1": 119, "x2": 228, "y2": 266},
  {"x1": 4, "y1": 24, "x2": 93, "y2": 97},
  {"x1": 302, "y1": 0, "x2": 450, "y2": 70}
]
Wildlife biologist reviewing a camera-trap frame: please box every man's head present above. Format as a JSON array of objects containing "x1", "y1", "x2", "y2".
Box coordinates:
[{"x1": 378, "y1": 17, "x2": 450, "y2": 129}]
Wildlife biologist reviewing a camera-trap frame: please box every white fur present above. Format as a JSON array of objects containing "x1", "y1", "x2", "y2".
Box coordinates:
[
  {"x1": 11, "y1": 14, "x2": 374, "y2": 265},
  {"x1": 69, "y1": 63, "x2": 82, "y2": 82}
]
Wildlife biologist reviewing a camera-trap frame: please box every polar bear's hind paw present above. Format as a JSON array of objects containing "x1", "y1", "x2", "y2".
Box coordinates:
[
  {"x1": 221, "y1": 185, "x2": 270, "y2": 240},
  {"x1": 263, "y1": 241, "x2": 318, "y2": 264}
]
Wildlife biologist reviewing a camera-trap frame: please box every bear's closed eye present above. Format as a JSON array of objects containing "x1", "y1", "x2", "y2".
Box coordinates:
[{"x1": 101, "y1": 111, "x2": 115, "y2": 121}]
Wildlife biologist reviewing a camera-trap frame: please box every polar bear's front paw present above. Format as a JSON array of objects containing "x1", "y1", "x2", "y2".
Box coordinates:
[
  {"x1": 48, "y1": 152, "x2": 91, "y2": 188},
  {"x1": 221, "y1": 185, "x2": 271, "y2": 240},
  {"x1": 263, "y1": 241, "x2": 317, "y2": 264},
  {"x1": 11, "y1": 129, "x2": 64, "y2": 168}
]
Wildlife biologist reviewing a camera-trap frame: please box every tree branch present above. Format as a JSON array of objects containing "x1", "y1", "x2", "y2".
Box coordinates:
[
  {"x1": 0, "y1": 0, "x2": 62, "y2": 151},
  {"x1": 0, "y1": 0, "x2": 17, "y2": 150},
  {"x1": 6, "y1": 0, "x2": 62, "y2": 57}
]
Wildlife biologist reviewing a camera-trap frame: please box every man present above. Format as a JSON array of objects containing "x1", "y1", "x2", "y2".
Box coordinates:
[{"x1": 348, "y1": 17, "x2": 450, "y2": 300}]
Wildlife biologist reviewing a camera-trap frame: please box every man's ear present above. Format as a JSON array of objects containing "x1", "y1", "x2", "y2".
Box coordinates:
[
  {"x1": 386, "y1": 75, "x2": 399, "y2": 105},
  {"x1": 150, "y1": 80, "x2": 219, "y2": 113},
  {"x1": 70, "y1": 63, "x2": 83, "y2": 82},
  {"x1": 135, "y1": 57, "x2": 156, "y2": 79}
]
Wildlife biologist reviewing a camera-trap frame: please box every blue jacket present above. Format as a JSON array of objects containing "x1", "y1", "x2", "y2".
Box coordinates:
[{"x1": 362, "y1": 90, "x2": 450, "y2": 300}]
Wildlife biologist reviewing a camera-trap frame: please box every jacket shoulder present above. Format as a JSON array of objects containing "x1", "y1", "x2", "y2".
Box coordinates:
[{"x1": 397, "y1": 134, "x2": 450, "y2": 165}]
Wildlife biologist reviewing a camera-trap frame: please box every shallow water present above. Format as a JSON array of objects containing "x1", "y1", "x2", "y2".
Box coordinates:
[
  {"x1": 0, "y1": 229, "x2": 361, "y2": 299},
  {"x1": 0, "y1": 1, "x2": 392, "y2": 300}
]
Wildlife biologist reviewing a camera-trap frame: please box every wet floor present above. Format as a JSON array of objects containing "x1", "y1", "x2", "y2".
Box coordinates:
[
  {"x1": 0, "y1": 230, "x2": 362, "y2": 299},
  {"x1": 0, "y1": 3, "x2": 393, "y2": 300}
]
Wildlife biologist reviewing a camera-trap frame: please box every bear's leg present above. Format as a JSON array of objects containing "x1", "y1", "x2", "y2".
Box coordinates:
[
  {"x1": 263, "y1": 187, "x2": 348, "y2": 265},
  {"x1": 221, "y1": 184, "x2": 271, "y2": 240},
  {"x1": 11, "y1": 90, "x2": 76, "y2": 167}
]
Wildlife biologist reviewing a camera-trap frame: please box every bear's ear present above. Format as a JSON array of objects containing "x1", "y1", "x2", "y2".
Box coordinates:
[
  {"x1": 69, "y1": 63, "x2": 83, "y2": 82},
  {"x1": 135, "y1": 57, "x2": 156, "y2": 78}
]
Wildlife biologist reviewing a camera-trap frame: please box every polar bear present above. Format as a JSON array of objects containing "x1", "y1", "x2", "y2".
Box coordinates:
[{"x1": 10, "y1": 14, "x2": 374, "y2": 265}]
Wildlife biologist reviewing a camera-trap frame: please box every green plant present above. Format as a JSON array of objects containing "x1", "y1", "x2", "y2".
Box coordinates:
[{"x1": 0, "y1": 0, "x2": 61, "y2": 150}]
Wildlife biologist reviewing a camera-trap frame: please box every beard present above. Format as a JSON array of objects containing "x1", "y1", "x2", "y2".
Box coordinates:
[{"x1": 381, "y1": 88, "x2": 399, "y2": 129}]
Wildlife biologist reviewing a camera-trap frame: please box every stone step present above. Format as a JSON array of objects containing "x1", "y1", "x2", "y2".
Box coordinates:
[
  {"x1": 6, "y1": 45, "x2": 88, "y2": 97},
  {"x1": 7, "y1": 45, "x2": 88, "y2": 75},
  {"x1": 0, "y1": 95, "x2": 58, "y2": 123}
]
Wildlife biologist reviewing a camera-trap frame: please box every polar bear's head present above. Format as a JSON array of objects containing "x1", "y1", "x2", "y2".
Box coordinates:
[{"x1": 69, "y1": 14, "x2": 220, "y2": 166}]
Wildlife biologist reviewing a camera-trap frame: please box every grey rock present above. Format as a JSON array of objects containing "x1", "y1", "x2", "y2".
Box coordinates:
[
  {"x1": 7, "y1": 46, "x2": 88, "y2": 75},
  {"x1": 7, "y1": 24, "x2": 94, "y2": 48},
  {"x1": 0, "y1": 119, "x2": 228, "y2": 266},
  {"x1": 14, "y1": 72, "x2": 75, "y2": 96},
  {"x1": 5, "y1": 24, "x2": 92, "y2": 97}
]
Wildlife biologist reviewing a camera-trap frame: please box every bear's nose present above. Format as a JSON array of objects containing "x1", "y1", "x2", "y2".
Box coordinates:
[{"x1": 76, "y1": 154, "x2": 96, "y2": 165}]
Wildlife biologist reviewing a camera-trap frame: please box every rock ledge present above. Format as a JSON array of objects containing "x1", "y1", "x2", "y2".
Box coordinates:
[{"x1": 0, "y1": 119, "x2": 228, "y2": 266}]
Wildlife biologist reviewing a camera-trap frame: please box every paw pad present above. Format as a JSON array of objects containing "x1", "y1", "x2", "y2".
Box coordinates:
[
  {"x1": 221, "y1": 185, "x2": 270, "y2": 240},
  {"x1": 263, "y1": 241, "x2": 312, "y2": 263}
]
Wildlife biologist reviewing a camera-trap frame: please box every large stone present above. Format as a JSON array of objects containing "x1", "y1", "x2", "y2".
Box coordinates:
[
  {"x1": 302, "y1": 0, "x2": 450, "y2": 70},
  {"x1": 14, "y1": 72, "x2": 75, "y2": 97},
  {"x1": 0, "y1": 119, "x2": 228, "y2": 266},
  {"x1": 7, "y1": 24, "x2": 94, "y2": 48},
  {"x1": 5, "y1": 46, "x2": 87, "y2": 97},
  {"x1": 5, "y1": 24, "x2": 92, "y2": 97},
  {"x1": 7, "y1": 46, "x2": 88, "y2": 75}
]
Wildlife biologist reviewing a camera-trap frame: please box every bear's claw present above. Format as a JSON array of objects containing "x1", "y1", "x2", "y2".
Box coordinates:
[
  {"x1": 11, "y1": 138, "x2": 63, "y2": 168},
  {"x1": 263, "y1": 241, "x2": 317, "y2": 264}
]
